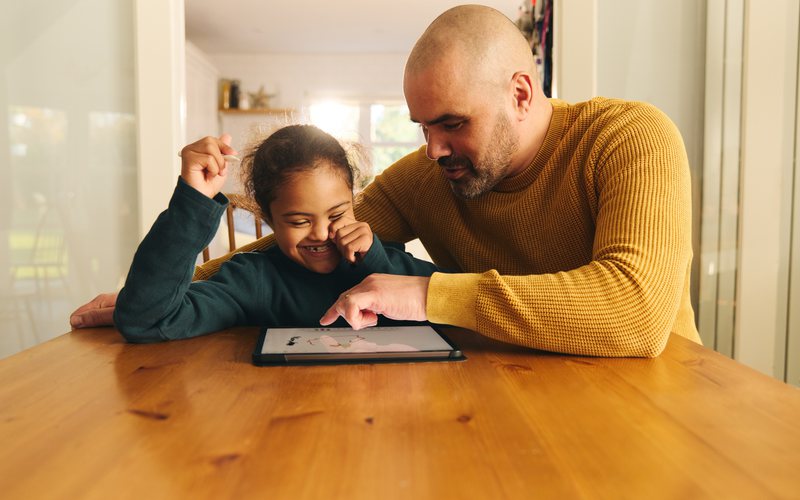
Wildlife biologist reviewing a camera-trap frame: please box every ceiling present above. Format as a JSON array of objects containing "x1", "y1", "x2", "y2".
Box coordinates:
[{"x1": 185, "y1": 0, "x2": 522, "y2": 54}]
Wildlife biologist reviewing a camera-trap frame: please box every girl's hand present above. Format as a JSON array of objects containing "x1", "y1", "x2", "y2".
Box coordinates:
[
  {"x1": 329, "y1": 216, "x2": 373, "y2": 263},
  {"x1": 179, "y1": 134, "x2": 238, "y2": 198}
]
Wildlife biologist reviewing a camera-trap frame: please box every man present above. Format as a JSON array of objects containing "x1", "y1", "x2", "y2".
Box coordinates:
[{"x1": 71, "y1": 5, "x2": 700, "y2": 357}]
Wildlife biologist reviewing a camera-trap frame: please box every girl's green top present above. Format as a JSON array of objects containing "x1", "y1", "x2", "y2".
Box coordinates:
[{"x1": 114, "y1": 177, "x2": 440, "y2": 343}]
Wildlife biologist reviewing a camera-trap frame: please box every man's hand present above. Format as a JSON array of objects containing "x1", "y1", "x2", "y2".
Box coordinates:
[
  {"x1": 69, "y1": 292, "x2": 118, "y2": 329},
  {"x1": 180, "y1": 134, "x2": 238, "y2": 198},
  {"x1": 329, "y1": 216, "x2": 373, "y2": 263},
  {"x1": 319, "y1": 274, "x2": 430, "y2": 329}
]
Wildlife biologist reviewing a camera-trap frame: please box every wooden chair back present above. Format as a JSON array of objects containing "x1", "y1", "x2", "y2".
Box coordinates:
[{"x1": 202, "y1": 194, "x2": 266, "y2": 263}]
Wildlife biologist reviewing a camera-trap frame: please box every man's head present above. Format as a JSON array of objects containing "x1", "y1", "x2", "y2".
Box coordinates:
[{"x1": 404, "y1": 5, "x2": 550, "y2": 199}]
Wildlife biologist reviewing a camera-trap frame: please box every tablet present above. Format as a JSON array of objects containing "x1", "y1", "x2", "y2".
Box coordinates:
[{"x1": 252, "y1": 325, "x2": 464, "y2": 366}]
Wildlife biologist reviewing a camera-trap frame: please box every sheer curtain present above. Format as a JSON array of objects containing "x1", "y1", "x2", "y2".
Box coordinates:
[{"x1": 0, "y1": 0, "x2": 139, "y2": 358}]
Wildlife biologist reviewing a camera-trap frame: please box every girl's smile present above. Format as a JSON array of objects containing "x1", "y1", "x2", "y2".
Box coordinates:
[
  {"x1": 268, "y1": 163, "x2": 355, "y2": 274},
  {"x1": 301, "y1": 242, "x2": 336, "y2": 254}
]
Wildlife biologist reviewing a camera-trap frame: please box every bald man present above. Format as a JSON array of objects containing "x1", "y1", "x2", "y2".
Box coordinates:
[{"x1": 72, "y1": 5, "x2": 700, "y2": 357}]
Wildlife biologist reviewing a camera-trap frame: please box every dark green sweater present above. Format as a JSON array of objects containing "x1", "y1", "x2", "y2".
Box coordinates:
[{"x1": 114, "y1": 178, "x2": 440, "y2": 343}]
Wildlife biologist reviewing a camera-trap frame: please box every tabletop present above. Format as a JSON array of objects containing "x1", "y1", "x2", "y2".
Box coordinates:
[{"x1": 1, "y1": 327, "x2": 799, "y2": 500}]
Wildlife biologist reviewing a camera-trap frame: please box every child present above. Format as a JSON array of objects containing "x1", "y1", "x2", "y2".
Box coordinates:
[{"x1": 114, "y1": 125, "x2": 440, "y2": 343}]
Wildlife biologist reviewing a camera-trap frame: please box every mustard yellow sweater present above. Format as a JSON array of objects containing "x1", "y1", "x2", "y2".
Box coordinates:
[{"x1": 196, "y1": 98, "x2": 701, "y2": 357}]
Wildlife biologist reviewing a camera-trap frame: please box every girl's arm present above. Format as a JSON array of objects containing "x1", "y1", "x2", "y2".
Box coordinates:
[
  {"x1": 357, "y1": 236, "x2": 440, "y2": 277},
  {"x1": 113, "y1": 178, "x2": 261, "y2": 343},
  {"x1": 330, "y1": 217, "x2": 439, "y2": 278}
]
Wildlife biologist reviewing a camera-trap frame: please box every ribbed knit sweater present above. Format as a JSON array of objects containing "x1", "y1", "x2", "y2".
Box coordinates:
[{"x1": 195, "y1": 98, "x2": 701, "y2": 357}]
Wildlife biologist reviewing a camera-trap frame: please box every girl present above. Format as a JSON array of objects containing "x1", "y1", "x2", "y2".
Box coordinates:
[{"x1": 114, "y1": 125, "x2": 439, "y2": 343}]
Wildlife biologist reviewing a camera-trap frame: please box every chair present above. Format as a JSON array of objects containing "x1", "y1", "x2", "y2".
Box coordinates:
[
  {"x1": 10, "y1": 192, "x2": 74, "y2": 296},
  {"x1": 202, "y1": 194, "x2": 268, "y2": 262}
]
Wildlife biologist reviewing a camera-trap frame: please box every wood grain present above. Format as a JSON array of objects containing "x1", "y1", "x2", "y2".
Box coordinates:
[{"x1": 0, "y1": 328, "x2": 798, "y2": 499}]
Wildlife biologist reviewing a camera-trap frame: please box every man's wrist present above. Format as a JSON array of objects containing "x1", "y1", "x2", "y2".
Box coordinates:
[{"x1": 426, "y1": 272, "x2": 480, "y2": 330}]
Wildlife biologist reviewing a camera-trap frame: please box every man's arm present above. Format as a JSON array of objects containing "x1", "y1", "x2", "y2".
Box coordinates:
[
  {"x1": 320, "y1": 274, "x2": 430, "y2": 329},
  {"x1": 320, "y1": 106, "x2": 695, "y2": 358},
  {"x1": 319, "y1": 235, "x2": 440, "y2": 328},
  {"x1": 443, "y1": 106, "x2": 695, "y2": 357},
  {"x1": 70, "y1": 293, "x2": 117, "y2": 329}
]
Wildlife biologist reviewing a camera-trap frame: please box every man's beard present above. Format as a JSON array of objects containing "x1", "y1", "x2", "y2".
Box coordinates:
[{"x1": 438, "y1": 113, "x2": 518, "y2": 199}]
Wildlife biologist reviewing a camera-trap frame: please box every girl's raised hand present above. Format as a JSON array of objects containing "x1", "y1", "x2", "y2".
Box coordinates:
[
  {"x1": 179, "y1": 134, "x2": 238, "y2": 198},
  {"x1": 329, "y1": 216, "x2": 373, "y2": 264}
]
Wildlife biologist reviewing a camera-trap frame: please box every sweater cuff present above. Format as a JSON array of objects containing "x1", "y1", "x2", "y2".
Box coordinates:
[
  {"x1": 426, "y1": 272, "x2": 480, "y2": 330},
  {"x1": 175, "y1": 176, "x2": 229, "y2": 212},
  {"x1": 356, "y1": 234, "x2": 389, "y2": 269}
]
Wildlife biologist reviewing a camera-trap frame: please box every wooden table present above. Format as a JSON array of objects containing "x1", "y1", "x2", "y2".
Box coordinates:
[{"x1": 1, "y1": 327, "x2": 799, "y2": 500}]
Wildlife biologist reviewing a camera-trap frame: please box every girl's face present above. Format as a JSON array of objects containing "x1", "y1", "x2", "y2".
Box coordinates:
[{"x1": 268, "y1": 163, "x2": 354, "y2": 274}]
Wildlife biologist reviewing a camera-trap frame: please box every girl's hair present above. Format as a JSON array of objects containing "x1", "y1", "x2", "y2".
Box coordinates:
[{"x1": 240, "y1": 124, "x2": 360, "y2": 222}]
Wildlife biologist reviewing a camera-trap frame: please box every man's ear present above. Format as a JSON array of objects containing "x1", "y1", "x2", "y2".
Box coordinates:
[{"x1": 510, "y1": 71, "x2": 535, "y2": 119}]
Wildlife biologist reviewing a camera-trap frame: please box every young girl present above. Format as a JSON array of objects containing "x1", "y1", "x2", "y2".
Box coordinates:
[{"x1": 114, "y1": 125, "x2": 439, "y2": 343}]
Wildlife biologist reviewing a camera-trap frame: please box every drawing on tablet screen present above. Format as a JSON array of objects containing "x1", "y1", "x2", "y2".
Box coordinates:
[
  {"x1": 308, "y1": 334, "x2": 418, "y2": 353},
  {"x1": 306, "y1": 334, "x2": 365, "y2": 349}
]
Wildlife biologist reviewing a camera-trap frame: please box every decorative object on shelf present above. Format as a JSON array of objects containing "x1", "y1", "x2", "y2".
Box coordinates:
[
  {"x1": 219, "y1": 79, "x2": 232, "y2": 109},
  {"x1": 230, "y1": 79, "x2": 241, "y2": 109},
  {"x1": 238, "y1": 91, "x2": 251, "y2": 110},
  {"x1": 249, "y1": 85, "x2": 278, "y2": 109}
]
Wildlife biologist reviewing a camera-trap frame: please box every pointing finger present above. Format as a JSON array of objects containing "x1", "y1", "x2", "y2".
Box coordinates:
[{"x1": 319, "y1": 304, "x2": 341, "y2": 326}]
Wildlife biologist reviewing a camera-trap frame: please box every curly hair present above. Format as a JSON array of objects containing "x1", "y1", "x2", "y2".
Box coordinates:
[{"x1": 239, "y1": 124, "x2": 367, "y2": 223}]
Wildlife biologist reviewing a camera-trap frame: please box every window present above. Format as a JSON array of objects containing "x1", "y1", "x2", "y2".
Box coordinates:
[
  {"x1": 309, "y1": 101, "x2": 361, "y2": 142},
  {"x1": 309, "y1": 100, "x2": 424, "y2": 183}
]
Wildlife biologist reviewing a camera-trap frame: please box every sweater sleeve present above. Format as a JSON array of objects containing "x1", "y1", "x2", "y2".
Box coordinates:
[
  {"x1": 114, "y1": 178, "x2": 263, "y2": 343},
  {"x1": 352, "y1": 149, "x2": 424, "y2": 244},
  {"x1": 355, "y1": 235, "x2": 440, "y2": 277},
  {"x1": 428, "y1": 104, "x2": 693, "y2": 358}
]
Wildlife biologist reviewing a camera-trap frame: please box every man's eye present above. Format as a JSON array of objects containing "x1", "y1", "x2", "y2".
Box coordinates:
[{"x1": 444, "y1": 122, "x2": 464, "y2": 131}]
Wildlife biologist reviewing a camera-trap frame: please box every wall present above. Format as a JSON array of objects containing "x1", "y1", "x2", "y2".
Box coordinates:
[
  {"x1": 596, "y1": 1, "x2": 706, "y2": 184},
  {"x1": 188, "y1": 52, "x2": 410, "y2": 184},
  {"x1": 185, "y1": 41, "x2": 219, "y2": 143},
  {"x1": 134, "y1": 0, "x2": 185, "y2": 239},
  {"x1": 208, "y1": 52, "x2": 408, "y2": 112},
  {"x1": 185, "y1": 51, "x2": 410, "y2": 162},
  {"x1": 736, "y1": 0, "x2": 799, "y2": 381}
]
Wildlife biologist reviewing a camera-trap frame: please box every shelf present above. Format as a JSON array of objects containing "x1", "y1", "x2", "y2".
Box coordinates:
[{"x1": 218, "y1": 108, "x2": 295, "y2": 116}]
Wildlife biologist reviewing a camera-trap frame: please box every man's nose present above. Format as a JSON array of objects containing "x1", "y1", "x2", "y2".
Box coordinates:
[{"x1": 425, "y1": 130, "x2": 452, "y2": 160}]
